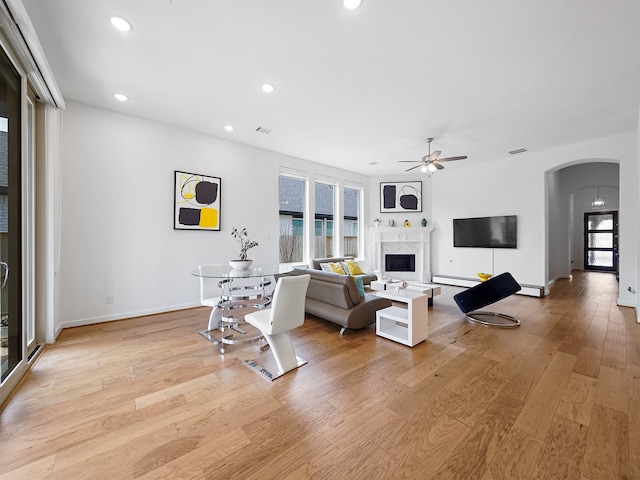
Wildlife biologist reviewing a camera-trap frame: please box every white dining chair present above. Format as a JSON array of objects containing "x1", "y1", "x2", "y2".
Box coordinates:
[
  {"x1": 198, "y1": 264, "x2": 223, "y2": 336},
  {"x1": 243, "y1": 274, "x2": 310, "y2": 381}
]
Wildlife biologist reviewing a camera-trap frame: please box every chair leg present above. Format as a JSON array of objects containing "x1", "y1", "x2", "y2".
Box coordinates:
[
  {"x1": 264, "y1": 331, "x2": 302, "y2": 373},
  {"x1": 199, "y1": 308, "x2": 222, "y2": 345},
  {"x1": 244, "y1": 331, "x2": 307, "y2": 381},
  {"x1": 466, "y1": 310, "x2": 521, "y2": 328},
  {"x1": 207, "y1": 308, "x2": 219, "y2": 331}
]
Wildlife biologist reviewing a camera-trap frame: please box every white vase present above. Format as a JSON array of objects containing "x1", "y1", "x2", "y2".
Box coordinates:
[{"x1": 229, "y1": 259, "x2": 253, "y2": 270}]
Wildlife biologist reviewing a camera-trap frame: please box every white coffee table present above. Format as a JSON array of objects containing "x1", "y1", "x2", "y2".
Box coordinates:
[
  {"x1": 375, "y1": 289, "x2": 428, "y2": 347},
  {"x1": 371, "y1": 280, "x2": 441, "y2": 305}
]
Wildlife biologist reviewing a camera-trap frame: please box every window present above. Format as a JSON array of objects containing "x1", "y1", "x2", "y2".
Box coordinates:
[
  {"x1": 314, "y1": 180, "x2": 335, "y2": 258},
  {"x1": 343, "y1": 185, "x2": 362, "y2": 258},
  {"x1": 278, "y1": 174, "x2": 306, "y2": 264}
]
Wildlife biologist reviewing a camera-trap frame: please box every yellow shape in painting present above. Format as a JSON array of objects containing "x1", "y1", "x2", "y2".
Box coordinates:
[
  {"x1": 199, "y1": 208, "x2": 218, "y2": 228},
  {"x1": 180, "y1": 174, "x2": 196, "y2": 200}
]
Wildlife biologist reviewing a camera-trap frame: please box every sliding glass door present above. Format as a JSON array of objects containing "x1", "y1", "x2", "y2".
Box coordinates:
[{"x1": 0, "y1": 45, "x2": 22, "y2": 382}]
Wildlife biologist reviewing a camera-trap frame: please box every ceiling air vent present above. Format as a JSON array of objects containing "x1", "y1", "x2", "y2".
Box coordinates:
[
  {"x1": 255, "y1": 126, "x2": 272, "y2": 134},
  {"x1": 508, "y1": 148, "x2": 528, "y2": 155}
]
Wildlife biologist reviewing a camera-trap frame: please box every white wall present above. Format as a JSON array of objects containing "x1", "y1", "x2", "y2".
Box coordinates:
[
  {"x1": 54, "y1": 103, "x2": 640, "y2": 331},
  {"x1": 56, "y1": 102, "x2": 369, "y2": 331},
  {"x1": 547, "y1": 167, "x2": 566, "y2": 282},
  {"x1": 427, "y1": 132, "x2": 637, "y2": 307}
]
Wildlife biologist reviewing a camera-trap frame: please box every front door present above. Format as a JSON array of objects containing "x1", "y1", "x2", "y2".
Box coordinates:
[{"x1": 584, "y1": 211, "x2": 618, "y2": 274}]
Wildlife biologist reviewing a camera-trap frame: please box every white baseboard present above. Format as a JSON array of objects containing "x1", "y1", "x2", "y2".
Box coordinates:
[
  {"x1": 56, "y1": 302, "x2": 201, "y2": 333},
  {"x1": 432, "y1": 275, "x2": 545, "y2": 297},
  {"x1": 548, "y1": 275, "x2": 572, "y2": 287}
]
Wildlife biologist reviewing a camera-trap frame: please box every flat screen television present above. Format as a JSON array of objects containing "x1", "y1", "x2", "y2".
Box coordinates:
[{"x1": 453, "y1": 215, "x2": 517, "y2": 248}]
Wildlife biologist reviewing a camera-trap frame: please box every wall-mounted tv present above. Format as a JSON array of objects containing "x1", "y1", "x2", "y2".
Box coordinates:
[{"x1": 453, "y1": 215, "x2": 517, "y2": 248}]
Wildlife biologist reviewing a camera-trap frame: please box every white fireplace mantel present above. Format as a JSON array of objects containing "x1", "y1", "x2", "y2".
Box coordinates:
[{"x1": 371, "y1": 227, "x2": 433, "y2": 282}]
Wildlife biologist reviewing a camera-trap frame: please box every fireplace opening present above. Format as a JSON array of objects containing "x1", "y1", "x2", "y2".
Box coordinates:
[{"x1": 385, "y1": 254, "x2": 415, "y2": 272}]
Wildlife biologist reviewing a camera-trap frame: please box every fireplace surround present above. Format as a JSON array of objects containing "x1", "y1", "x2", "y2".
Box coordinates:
[{"x1": 371, "y1": 227, "x2": 433, "y2": 282}]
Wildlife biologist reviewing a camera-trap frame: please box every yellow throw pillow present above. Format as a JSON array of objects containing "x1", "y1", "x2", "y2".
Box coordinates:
[
  {"x1": 328, "y1": 262, "x2": 346, "y2": 274},
  {"x1": 345, "y1": 259, "x2": 364, "y2": 275}
]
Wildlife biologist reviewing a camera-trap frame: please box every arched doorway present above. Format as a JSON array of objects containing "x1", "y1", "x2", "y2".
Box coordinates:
[{"x1": 546, "y1": 161, "x2": 619, "y2": 289}]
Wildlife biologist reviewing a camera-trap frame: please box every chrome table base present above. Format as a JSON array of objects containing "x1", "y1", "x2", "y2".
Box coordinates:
[{"x1": 465, "y1": 310, "x2": 521, "y2": 328}]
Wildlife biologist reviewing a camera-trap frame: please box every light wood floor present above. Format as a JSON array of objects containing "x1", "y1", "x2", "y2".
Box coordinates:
[{"x1": 0, "y1": 271, "x2": 637, "y2": 479}]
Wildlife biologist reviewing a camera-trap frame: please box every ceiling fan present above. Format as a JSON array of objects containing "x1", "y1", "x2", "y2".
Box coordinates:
[{"x1": 400, "y1": 138, "x2": 468, "y2": 173}]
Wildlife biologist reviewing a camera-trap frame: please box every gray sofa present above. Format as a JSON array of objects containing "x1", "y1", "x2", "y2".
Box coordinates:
[
  {"x1": 310, "y1": 257, "x2": 377, "y2": 285},
  {"x1": 279, "y1": 267, "x2": 391, "y2": 335}
]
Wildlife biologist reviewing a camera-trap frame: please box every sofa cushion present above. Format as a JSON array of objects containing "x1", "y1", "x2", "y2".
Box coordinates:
[
  {"x1": 353, "y1": 275, "x2": 365, "y2": 297},
  {"x1": 328, "y1": 262, "x2": 346, "y2": 274},
  {"x1": 310, "y1": 257, "x2": 377, "y2": 285},
  {"x1": 311, "y1": 257, "x2": 355, "y2": 270},
  {"x1": 345, "y1": 259, "x2": 365, "y2": 275}
]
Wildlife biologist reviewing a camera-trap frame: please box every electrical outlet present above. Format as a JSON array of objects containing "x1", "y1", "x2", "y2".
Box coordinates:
[{"x1": 106, "y1": 294, "x2": 114, "y2": 304}]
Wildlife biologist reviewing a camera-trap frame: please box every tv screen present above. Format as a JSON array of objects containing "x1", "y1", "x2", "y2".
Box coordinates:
[{"x1": 453, "y1": 215, "x2": 517, "y2": 248}]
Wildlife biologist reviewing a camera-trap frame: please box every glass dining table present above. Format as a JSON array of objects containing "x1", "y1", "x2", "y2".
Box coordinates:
[{"x1": 191, "y1": 264, "x2": 293, "y2": 353}]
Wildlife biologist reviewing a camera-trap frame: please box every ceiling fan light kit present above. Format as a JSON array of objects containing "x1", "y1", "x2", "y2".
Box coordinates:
[{"x1": 398, "y1": 137, "x2": 468, "y2": 174}]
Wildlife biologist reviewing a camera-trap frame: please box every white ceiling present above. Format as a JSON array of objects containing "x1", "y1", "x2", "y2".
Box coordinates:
[{"x1": 22, "y1": 0, "x2": 640, "y2": 176}]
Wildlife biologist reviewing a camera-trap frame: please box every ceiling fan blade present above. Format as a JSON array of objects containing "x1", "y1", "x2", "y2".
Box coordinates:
[
  {"x1": 398, "y1": 160, "x2": 423, "y2": 163},
  {"x1": 437, "y1": 155, "x2": 468, "y2": 162},
  {"x1": 434, "y1": 162, "x2": 445, "y2": 170},
  {"x1": 428, "y1": 150, "x2": 442, "y2": 161},
  {"x1": 404, "y1": 164, "x2": 423, "y2": 172}
]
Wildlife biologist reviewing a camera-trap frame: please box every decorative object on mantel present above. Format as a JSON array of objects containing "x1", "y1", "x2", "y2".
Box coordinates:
[
  {"x1": 374, "y1": 218, "x2": 381, "y2": 227},
  {"x1": 478, "y1": 273, "x2": 492, "y2": 282},
  {"x1": 421, "y1": 218, "x2": 427, "y2": 227},
  {"x1": 230, "y1": 227, "x2": 258, "y2": 269},
  {"x1": 404, "y1": 220, "x2": 410, "y2": 227},
  {"x1": 388, "y1": 219, "x2": 395, "y2": 227},
  {"x1": 174, "y1": 170, "x2": 221, "y2": 231}
]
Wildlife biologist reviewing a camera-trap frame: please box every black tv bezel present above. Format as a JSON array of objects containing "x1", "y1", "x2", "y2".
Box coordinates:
[{"x1": 453, "y1": 215, "x2": 518, "y2": 249}]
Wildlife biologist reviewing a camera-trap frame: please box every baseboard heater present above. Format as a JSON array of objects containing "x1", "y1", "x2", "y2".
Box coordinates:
[{"x1": 432, "y1": 275, "x2": 545, "y2": 297}]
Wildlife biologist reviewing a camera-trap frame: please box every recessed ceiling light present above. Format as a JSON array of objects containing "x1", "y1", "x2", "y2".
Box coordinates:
[
  {"x1": 110, "y1": 16, "x2": 132, "y2": 32},
  {"x1": 369, "y1": 161, "x2": 378, "y2": 165},
  {"x1": 113, "y1": 93, "x2": 128, "y2": 102},
  {"x1": 261, "y1": 83, "x2": 275, "y2": 93},
  {"x1": 224, "y1": 125, "x2": 234, "y2": 132},
  {"x1": 344, "y1": 0, "x2": 362, "y2": 10}
]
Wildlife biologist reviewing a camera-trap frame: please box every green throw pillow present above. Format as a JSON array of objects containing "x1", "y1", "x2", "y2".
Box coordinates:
[{"x1": 353, "y1": 275, "x2": 365, "y2": 297}]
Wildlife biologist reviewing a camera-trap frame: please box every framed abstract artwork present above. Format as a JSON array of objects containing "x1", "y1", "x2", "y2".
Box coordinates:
[
  {"x1": 380, "y1": 181, "x2": 422, "y2": 213},
  {"x1": 174, "y1": 170, "x2": 221, "y2": 230}
]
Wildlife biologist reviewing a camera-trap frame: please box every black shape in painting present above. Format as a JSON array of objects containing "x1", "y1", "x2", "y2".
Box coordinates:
[
  {"x1": 178, "y1": 207, "x2": 201, "y2": 226},
  {"x1": 399, "y1": 194, "x2": 418, "y2": 210},
  {"x1": 382, "y1": 185, "x2": 396, "y2": 209},
  {"x1": 195, "y1": 181, "x2": 218, "y2": 205}
]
